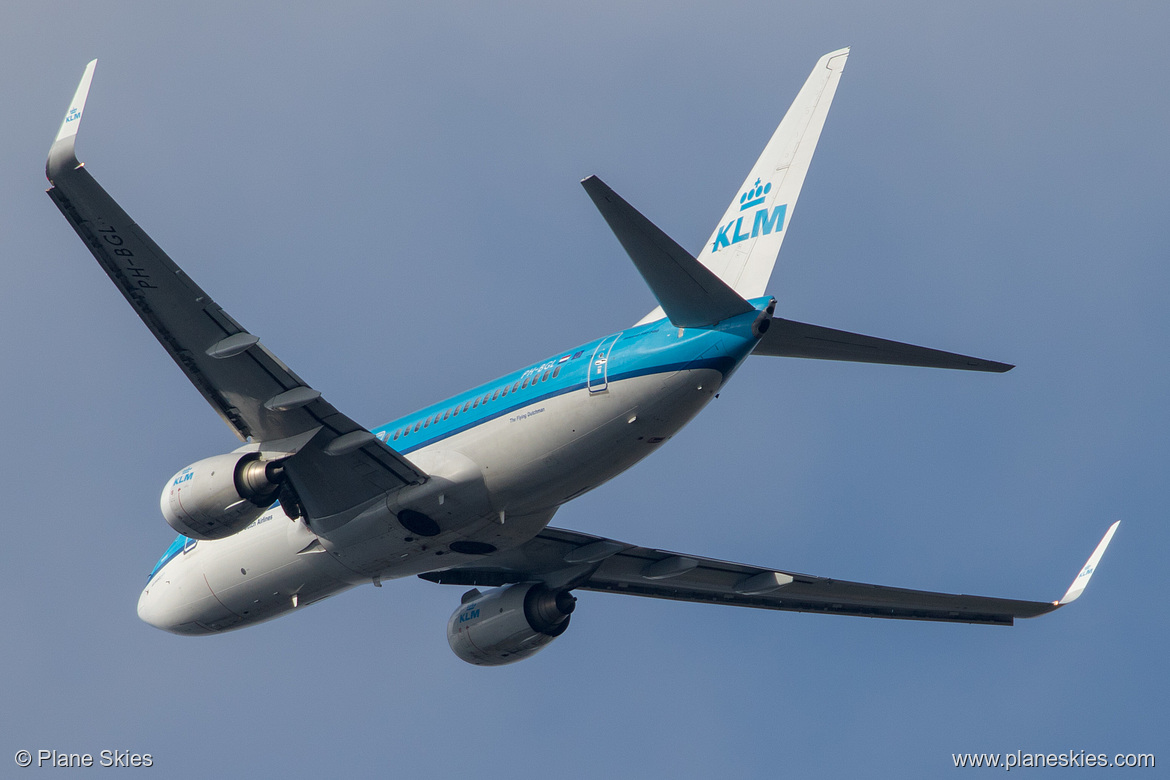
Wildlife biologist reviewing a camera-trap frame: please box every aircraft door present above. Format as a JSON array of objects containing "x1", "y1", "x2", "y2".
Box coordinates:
[{"x1": 588, "y1": 333, "x2": 621, "y2": 393}]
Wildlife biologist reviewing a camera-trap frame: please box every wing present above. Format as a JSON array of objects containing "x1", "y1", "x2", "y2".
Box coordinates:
[
  {"x1": 47, "y1": 62, "x2": 425, "y2": 520},
  {"x1": 420, "y1": 522, "x2": 1120, "y2": 625}
]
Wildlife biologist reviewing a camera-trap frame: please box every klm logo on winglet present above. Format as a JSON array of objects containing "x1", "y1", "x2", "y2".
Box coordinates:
[
  {"x1": 712, "y1": 179, "x2": 786, "y2": 252},
  {"x1": 66, "y1": 108, "x2": 81, "y2": 123}
]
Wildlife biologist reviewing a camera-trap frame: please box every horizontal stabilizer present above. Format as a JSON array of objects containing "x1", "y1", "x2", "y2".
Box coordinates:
[
  {"x1": 582, "y1": 175, "x2": 754, "y2": 328},
  {"x1": 755, "y1": 318, "x2": 1014, "y2": 372}
]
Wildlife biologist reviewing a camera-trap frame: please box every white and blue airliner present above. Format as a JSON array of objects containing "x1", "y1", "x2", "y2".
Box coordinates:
[{"x1": 47, "y1": 51, "x2": 1117, "y2": 665}]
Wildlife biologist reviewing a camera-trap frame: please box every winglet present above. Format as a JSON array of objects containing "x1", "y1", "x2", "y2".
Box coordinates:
[
  {"x1": 1057, "y1": 521, "x2": 1120, "y2": 606},
  {"x1": 47, "y1": 59, "x2": 97, "y2": 183}
]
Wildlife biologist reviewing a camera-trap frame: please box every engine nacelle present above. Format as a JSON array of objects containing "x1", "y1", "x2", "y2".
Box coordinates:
[
  {"x1": 161, "y1": 453, "x2": 286, "y2": 540},
  {"x1": 447, "y1": 583, "x2": 576, "y2": 666}
]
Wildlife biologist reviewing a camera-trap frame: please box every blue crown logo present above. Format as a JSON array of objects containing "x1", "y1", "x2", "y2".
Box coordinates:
[
  {"x1": 738, "y1": 178, "x2": 771, "y2": 211},
  {"x1": 66, "y1": 108, "x2": 81, "y2": 123},
  {"x1": 711, "y1": 178, "x2": 787, "y2": 253}
]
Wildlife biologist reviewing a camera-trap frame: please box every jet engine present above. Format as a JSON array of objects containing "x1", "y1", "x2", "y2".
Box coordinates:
[
  {"x1": 447, "y1": 583, "x2": 576, "y2": 666},
  {"x1": 161, "y1": 453, "x2": 286, "y2": 540}
]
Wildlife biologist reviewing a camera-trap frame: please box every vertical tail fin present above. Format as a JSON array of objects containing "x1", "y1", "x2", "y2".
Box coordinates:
[
  {"x1": 700, "y1": 47, "x2": 849, "y2": 297},
  {"x1": 637, "y1": 48, "x2": 849, "y2": 326}
]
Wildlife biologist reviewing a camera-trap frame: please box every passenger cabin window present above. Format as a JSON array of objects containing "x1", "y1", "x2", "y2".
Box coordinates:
[
  {"x1": 541, "y1": 370, "x2": 550, "y2": 381},
  {"x1": 521, "y1": 377, "x2": 530, "y2": 389},
  {"x1": 513, "y1": 381, "x2": 521, "y2": 392},
  {"x1": 472, "y1": 398, "x2": 479, "y2": 408},
  {"x1": 393, "y1": 430, "x2": 400, "y2": 440},
  {"x1": 423, "y1": 418, "x2": 429, "y2": 428},
  {"x1": 443, "y1": 410, "x2": 450, "y2": 420},
  {"x1": 463, "y1": 401, "x2": 471, "y2": 412},
  {"x1": 501, "y1": 385, "x2": 509, "y2": 397},
  {"x1": 552, "y1": 365, "x2": 561, "y2": 378},
  {"x1": 492, "y1": 389, "x2": 500, "y2": 400},
  {"x1": 413, "y1": 422, "x2": 421, "y2": 432}
]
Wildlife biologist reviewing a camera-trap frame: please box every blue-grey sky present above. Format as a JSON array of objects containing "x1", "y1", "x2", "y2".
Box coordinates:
[{"x1": 2, "y1": 2, "x2": 1165, "y2": 776}]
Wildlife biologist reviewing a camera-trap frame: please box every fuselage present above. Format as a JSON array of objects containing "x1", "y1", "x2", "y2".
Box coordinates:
[{"x1": 137, "y1": 301, "x2": 770, "y2": 634}]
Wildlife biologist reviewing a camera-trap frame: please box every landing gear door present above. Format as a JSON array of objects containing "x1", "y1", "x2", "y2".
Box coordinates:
[{"x1": 588, "y1": 333, "x2": 621, "y2": 393}]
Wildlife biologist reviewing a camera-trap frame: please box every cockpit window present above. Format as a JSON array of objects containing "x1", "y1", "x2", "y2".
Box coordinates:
[{"x1": 147, "y1": 535, "x2": 196, "y2": 582}]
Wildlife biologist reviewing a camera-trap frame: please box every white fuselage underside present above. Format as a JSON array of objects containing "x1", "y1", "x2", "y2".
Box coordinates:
[{"x1": 138, "y1": 367, "x2": 722, "y2": 634}]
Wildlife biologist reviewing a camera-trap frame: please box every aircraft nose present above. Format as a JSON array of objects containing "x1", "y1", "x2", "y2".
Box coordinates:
[
  {"x1": 137, "y1": 571, "x2": 224, "y2": 635},
  {"x1": 137, "y1": 578, "x2": 197, "y2": 633},
  {"x1": 137, "y1": 583, "x2": 166, "y2": 629}
]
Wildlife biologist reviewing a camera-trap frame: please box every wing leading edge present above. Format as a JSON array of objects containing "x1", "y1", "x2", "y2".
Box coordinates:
[
  {"x1": 46, "y1": 61, "x2": 426, "y2": 520},
  {"x1": 421, "y1": 522, "x2": 1120, "y2": 625}
]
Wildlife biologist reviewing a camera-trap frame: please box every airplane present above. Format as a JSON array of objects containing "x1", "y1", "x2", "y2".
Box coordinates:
[{"x1": 46, "y1": 50, "x2": 1118, "y2": 665}]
